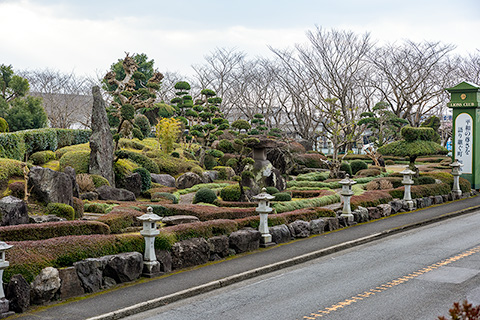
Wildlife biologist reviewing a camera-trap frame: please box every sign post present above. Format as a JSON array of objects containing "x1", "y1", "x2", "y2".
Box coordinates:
[{"x1": 446, "y1": 81, "x2": 480, "y2": 189}]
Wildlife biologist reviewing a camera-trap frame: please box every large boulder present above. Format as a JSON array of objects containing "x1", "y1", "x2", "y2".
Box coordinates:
[
  {"x1": 0, "y1": 196, "x2": 29, "y2": 226},
  {"x1": 176, "y1": 172, "x2": 203, "y2": 189},
  {"x1": 353, "y1": 206, "x2": 370, "y2": 223},
  {"x1": 96, "y1": 185, "x2": 135, "y2": 201},
  {"x1": 155, "y1": 250, "x2": 172, "y2": 273},
  {"x1": 269, "y1": 224, "x2": 292, "y2": 244},
  {"x1": 377, "y1": 204, "x2": 392, "y2": 217},
  {"x1": 28, "y1": 166, "x2": 76, "y2": 206},
  {"x1": 29, "y1": 214, "x2": 65, "y2": 224},
  {"x1": 31, "y1": 267, "x2": 61, "y2": 305},
  {"x1": 202, "y1": 171, "x2": 219, "y2": 184},
  {"x1": 288, "y1": 220, "x2": 311, "y2": 238},
  {"x1": 229, "y1": 228, "x2": 261, "y2": 253},
  {"x1": 162, "y1": 215, "x2": 200, "y2": 226},
  {"x1": 117, "y1": 173, "x2": 142, "y2": 197},
  {"x1": 74, "y1": 257, "x2": 109, "y2": 293},
  {"x1": 5, "y1": 274, "x2": 30, "y2": 313},
  {"x1": 58, "y1": 267, "x2": 84, "y2": 300},
  {"x1": 89, "y1": 86, "x2": 115, "y2": 187},
  {"x1": 150, "y1": 174, "x2": 176, "y2": 187},
  {"x1": 208, "y1": 235, "x2": 231, "y2": 260},
  {"x1": 310, "y1": 219, "x2": 326, "y2": 235},
  {"x1": 103, "y1": 252, "x2": 143, "y2": 283},
  {"x1": 171, "y1": 238, "x2": 210, "y2": 270}
]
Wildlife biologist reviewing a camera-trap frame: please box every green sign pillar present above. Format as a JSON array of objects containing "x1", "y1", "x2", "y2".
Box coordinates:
[{"x1": 446, "y1": 81, "x2": 480, "y2": 190}]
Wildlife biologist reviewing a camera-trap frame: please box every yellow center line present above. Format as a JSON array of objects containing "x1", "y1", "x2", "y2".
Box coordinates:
[{"x1": 301, "y1": 244, "x2": 480, "y2": 319}]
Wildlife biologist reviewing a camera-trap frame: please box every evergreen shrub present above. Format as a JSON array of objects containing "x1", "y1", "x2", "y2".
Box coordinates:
[
  {"x1": 350, "y1": 160, "x2": 368, "y2": 175},
  {"x1": 133, "y1": 167, "x2": 151, "y2": 191},
  {"x1": 265, "y1": 186, "x2": 280, "y2": 195},
  {"x1": 46, "y1": 203, "x2": 75, "y2": 220},
  {"x1": 273, "y1": 192, "x2": 292, "y2": 201},
  {"x1": 59, "y1": 151, "x2": 90, "y2": 173},
  {"x1": 30, "y1": 150, "x2": 56, "y2": 165},
  {"x1": 220, "y1": 184, "x2": 242, "y2": 201},
  {"x1": 193, "y1": 188, "x2": 217, "y2": 204}
]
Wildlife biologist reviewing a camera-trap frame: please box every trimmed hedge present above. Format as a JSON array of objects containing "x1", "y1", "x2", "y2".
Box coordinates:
[
  {"x1": 388, "y1": 183, "x2": 452, "y2": 199},
  {"x1": 295, "y1": 171, "x2": 329, "y2": 182},
  {"x1": 46, "y1": 203, "x2": 75, "y2": 220},
  {"x1": 289, "y1": 189, "x2": 335, "y2": 198},
  {"x1": 96, "y1": 208, "x2": 144, "y2": 233},
  {"x1": 350, "y1": 160, "x2": 368, "y2": 175},
  {"x1": 193, "y1": 188, "x2": 217, "y2": 204},
  {"x1": 351, "y1": 191, "x2": 393, "y2": 210},
  {"x1": 55, "y1": 143, "x2": 90, "y2": 159},
  {"x1": 59, "y1": 151, "x2": 90, "y2": 173},
  {"x1": 214, "y1": 199, "x2": 258, "y2": 208},
  {"x1": 0, "y1": 220, "x2": 110, "y2": 241},
  {"x1": 220, "y1": 184, "x2": 242, "y2": 201},
  {"x1": 0, "y1": 158, "x2": 24, "y2": 186},
  {"x1": 273, "y1": 192, "x2": 292, "y2": 201},
  {"x1": 5, "y1": 231, "x2": 176, "y2": 283},
  {"x1": 55, "y1": 129, "x2": 91, "y2": 149},
  {"x1": 30, "y1": 150, "x2": 56, "y2": 165},
  {"x1": 115, "y1": 150, "x2": 160, "y2": 173},
  {"x1": 0, "y1": 132, "x2": 24, "y2": 160},
  {"x1": 163, "y1": 219, "x2": 238, "y2": 241},
  {"x1": 152, "y1": 192, "x2": 178, "y2": 204},
  {"x1": 161, "y1": 204, "x2": 256, "y2": 221},
  {"x1": 273, "y1": 194, "x2": 340, "y2": 213}
]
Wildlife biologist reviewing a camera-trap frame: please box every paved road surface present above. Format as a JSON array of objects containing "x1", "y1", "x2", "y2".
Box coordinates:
[{"x1": 123, "y1": 210, "x2": 480, "y2": 320}]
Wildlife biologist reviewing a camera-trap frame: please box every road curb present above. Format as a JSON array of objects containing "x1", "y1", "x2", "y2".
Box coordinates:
[{"x1": 87, "y1": 202, "x2": 480, "y2": 320}]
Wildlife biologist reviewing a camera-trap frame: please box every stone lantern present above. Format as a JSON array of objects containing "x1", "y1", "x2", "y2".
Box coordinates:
[
  {"x1": 339, "y1": 174, "x2": 356, "y2": 223},
  {"x1": 401, "y1": 167, "x2": 416, "y2": 210},
  {"x1": 450, "y1": 159, "x2": 463, "y2": 197},
  {"x1": 0, "y1": 241, "x2": 13, "y2": 317},
  {"x1": 137, "y1": 207, "x2": 162, "y2": 277},
  {"x1": 253, "y1": 188, "x2": 275, "y2": 247}
]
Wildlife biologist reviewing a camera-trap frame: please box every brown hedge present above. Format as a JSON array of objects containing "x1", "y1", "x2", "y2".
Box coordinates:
[
  {"x1": 161, "y1": 204, "x2": 257, "y2": 221},
  {"x1": 97, "y1": 207, "x2": 143, "y2": 233},
  {"x1": 351, "y1": 190, "x2": 393, "y2": 210},
  {"x1": 0, "y1": 220, "x2": 110, "y2": 241},
  {"x1": 289, "y1": 189, "x2": 335, "y2": 198},
  {"x1": 163, "y1": 219, "x2": 238, "y2": 241},
  {"x1": 214, "y1": 199, "x2": 258, "y2": 208}
]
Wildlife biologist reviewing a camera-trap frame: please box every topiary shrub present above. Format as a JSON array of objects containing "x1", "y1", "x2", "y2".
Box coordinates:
[
  {"x1": 193, "y1": 188, "x2": 217, "y2": 204},
  {"x1": 46, "y1": 203, "x2": 75, "y2": 220},
  {"x1": 340, "y1": 162, "x2": 353, "y2": 176},
  {"x1": 90, "y1": 174, "x2": 110, "y2": 188},
  {"x1": 152, "y1": 192, "x2": 178, "y2": 204},
  {"x1": 59, "y1": 151, "x2": 90, "y2": 174},
  {"x1": 218, "y1": 139, "x2": 235, "y2": 153},
  {"x1": 273, "y1": 192, "x2": 292, "y2": 201},
  {"x1": 30, "y1": 150, "x2": 56, "y2": 165},
  {"x1": 133, "y1": 167, "x2": 151, "y2": 191},
  {"x1": 170, "y1": 151, "x2": 180, "y2": 158},
  {"x1": 97, "y1": 208, "x2": 143, "y2": 233},
  {"x1": 204, "y1": 154, "x2": 217, "y2": 170},
  {"x1": 385, "y1": 159, "x2": 396, "y2": 165},
  {"x1": 133, "y1": 114, "x2": 151, "y2": 138},
  {"x1": 265, "y1": 186, "x2": 280, "y2": 195},
  {"x1": 414, "y1": 176, "x2": 436, "y2": 185},
  {"x1": 115, "y1": 149, "x2": 160, "y2": 173},
  {"x1": 220, "y1": 184, "x2": 242, "y2": 201},
  {"x1": 355, "y1": 168, "x2": 381, "y2": 177},
  {"x1": 350, "y1": 160, "x2": 368, "y2": 175}
]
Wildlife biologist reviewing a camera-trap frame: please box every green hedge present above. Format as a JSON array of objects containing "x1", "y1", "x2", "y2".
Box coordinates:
[
  {"x1": 273, "y1": 194, "x2": 340, "y2": 213},
  {"x1": 388, "y1": 183, "x2": 452, "y2": 199},
  {"x1": 115, "y1": 150, "x2": 160, "y2": 173},
  {"x1": 46, "y1": 203, "x2": 75, "y2": 220},
  {"x1": 96, "y1": 208, "x2": 143, "y2": 233},
  {"x1": 0, "y1": 221, "x2": 110, "y2": 241},
  {"x1": 163, "y1": 219, "x2": 238, "y2": 241},
  {"x1": 5, "y1": 231, "x2": 176, "y2": 283},
  {"x1": 30, "y1": 150, "x2": 56, "y2": 165},
  {"x1": 0, "y1": 128, "x2": 91, "y2": 161},
  {"x1": 59, "y1": 151, "x2": 90, "y2": 173}
]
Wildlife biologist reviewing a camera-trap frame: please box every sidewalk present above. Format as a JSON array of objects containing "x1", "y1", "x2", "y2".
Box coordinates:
[{"x1": 12, "y1": 195, "x2": 480, "y2": 320}]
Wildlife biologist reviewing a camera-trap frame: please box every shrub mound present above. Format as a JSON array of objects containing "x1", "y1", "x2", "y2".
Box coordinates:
[
  {"x1": 30, "y1": 150, "x2": 56, "y2": 165},
  {"x1": 96, "y1": 208, "x2": 144, "y2": 234},
  {"x1": 0, "y1": 220, "x2": 110, "y2": 241},
  {"x1": 59, "y1": 151, "x2": 90, "y2": 174},
  {"x1": 220, "y1": 184, "x2": 242, "y2": 201},
  {"x1": 273, "y1": 192, "x2": 292, "y2": 201},
  {"x1": 350, "y1": 160, "x2": 368, "y2": 175},
  {"x1": 163, "y1": 219, "x2": 238, "y2": 241},
  {"x1": 193, "y1": 188, "x2": 217, "y2": 204},
  {"x1": 46, "y1": 203, "x2": 75, "y2": 220}
]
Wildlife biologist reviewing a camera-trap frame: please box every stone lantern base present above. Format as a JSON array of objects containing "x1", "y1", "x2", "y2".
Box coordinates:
[
  {"x1": 142, "y1": 261, "x2": 162, "y2": 278},
  {"x1": 260, "y1": 234, "x2": 275, "y2": 248},
  {"x1": 0, "y1": 298, "x2": 14, "y2": 318}
]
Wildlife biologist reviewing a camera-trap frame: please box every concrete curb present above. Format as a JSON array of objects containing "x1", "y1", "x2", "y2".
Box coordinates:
[{"x1": 87, "y1": 202, "x2": 480, "y2": 320}]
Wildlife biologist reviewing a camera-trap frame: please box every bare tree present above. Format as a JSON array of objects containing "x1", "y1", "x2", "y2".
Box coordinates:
[
  {"x1": 369, "y1": 40, "x2": 456, "y2": 126},
  {"x1": 20, "y1": 69, "x2": 95, "y2": 129},
  {"x1": 457, "y1": 50, "x2": 480, "y2": 85}
]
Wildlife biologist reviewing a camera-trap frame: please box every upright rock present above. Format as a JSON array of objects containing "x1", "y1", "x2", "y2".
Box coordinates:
[
  {"x1": 30, "y1": 267, "x2": 61, "y2": 305},
  {"x1": 0, "y1": 196, "x2": 28, "y2": 226},
  {"x1": 28, "y1": 167, "x2": 75, "y2": 206},
  {"x1": 6, "y1": 274, "x2": 30, "y2": 313},
  {"x1": 89, "y1": 86, "x2": 115, "y2": 187}
]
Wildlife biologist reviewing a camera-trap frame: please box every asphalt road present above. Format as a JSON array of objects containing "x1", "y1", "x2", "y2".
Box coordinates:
[{"x1": 123, "y1": 209, "x2": 480, "y2": 320}]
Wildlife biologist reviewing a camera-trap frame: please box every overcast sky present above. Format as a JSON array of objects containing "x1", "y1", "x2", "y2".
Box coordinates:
[{"x1": 1, "y1": 0, "x2": 479, "y2": 78}]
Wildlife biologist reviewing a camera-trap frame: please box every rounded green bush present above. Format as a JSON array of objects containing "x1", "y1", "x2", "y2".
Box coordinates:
[
  {"x1": 30, "y1": 150, "x2": 56, "y2": 165},
  {"x1": 193, "y1": 188, "x2": 217, "y2": 204},
  {"x1": 133, "y1": 114, "x2": 151, "y2": 138},
  {"x1": 350, "y1": 160, "x2": 368, "y2": 175},
  {"x1": 340, "y1": 162, "x2": 353, "y2": 176},
  {"x1": 170, "y1": 151, "x2": 180, "y2": 158},
  {"x1": 0, "y1": 117, "x2": 9, "y2": 132},
  {"x1": 225, "y1": 158, "x2": 238, "y2": 168},
  {"x1": 218, "y1": 139, "x2": 235, "y2": 153},
  {"x1": 133, "y1": 167, "x2": 151, "y2": 191},
  {"x1": 90, "y1": 174, "x2": 110, "y2": 188},
  {"x1": 220, "y1": 184, "x2": 242, "y2": 201},
  {"x1": 121, "y1": 104, "x2": 135, "y2": 121},
  {"x1": 46, "y1": 203, "x2": 75, "y2": 220},
  {"x1": 59, "y1": 151, "x2": 90, "y2": 173},
  {"x1": 273, "y1": 192, "x2": 292, "y2": 201},
  {"x1": 132, "y1": 128, "x2": 144, "y2": 141},
  {"x1": 265, "y1": 186, "x2": 280, "y2": 195}
]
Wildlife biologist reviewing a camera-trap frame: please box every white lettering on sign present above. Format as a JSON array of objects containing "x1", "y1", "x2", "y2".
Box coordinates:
[{"x1": 455, "y1": 113, "x2": 473, "y2": 174}]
